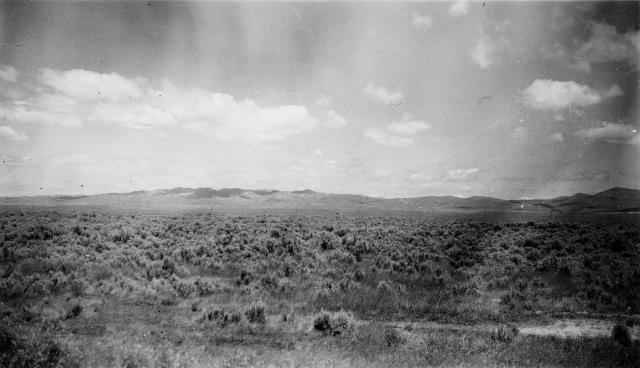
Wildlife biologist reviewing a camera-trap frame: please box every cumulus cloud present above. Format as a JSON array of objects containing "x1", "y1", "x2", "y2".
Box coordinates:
[
  {"x1": 363, "y1": 128, "x2": 414, "y2": 147},
  {"x1": 449, "y1": 0, "x2": 469, "y2": 17},
  {"x1": 363, "y1": 115, "x2": 430, "y2": 146},
  {"x1": 0, "y1": 126, "x2": 28, "y2": 142},
  {"x1": 602, "y1": 84, "x2": 623, "y2": 99},
  {"x1": 373, "y1": 169, "x2": 391, "y2": 178},
  {"x1": 50, "y1": 153, "x2": 97, "y2": 165},
  {"x1": 0, "y1": 68, "x2": 321, "y2": 143},
  {"x1": 387, "y1": 120, "x2": 431, "y2": 135},
  {"x1": 324, "y1": 110, "x2": 347, "y2": 128},
  {"x1": 510, "y1": 126, "x2": 527, "y2": 139},
  {"x1": 411, "y1": 12, "x2": 433, "y2": 30},
  {"x1": 579, "y1": 23, "x2": 639, "y2": 64},
  {"x1": 448, "y1": 167, "x2": 479, "y2": 181},
  {"x1": 543, "y1": 22, "x2": 639, "y2": 73},
  {"x1": 408, "y1": 172, "x2": 433, "y2": 182},
  {"x1": 574, "y1": 122, "x2": 639, "y2": 144},
  {"x1": 547, "y1": 132, "x2": 565, "y2": 143},
  {"x1": 471, "y1": 38, "x2": 495, "y2": 69},
  {"x1": 364, "y1": 84, "x2": 403, "y2": 105},
  {"x1": 0, "y1": 65, "x2": 18, "y2": 83},
  {"x1": 523, "y1": 79, "x2": 621, "y2": 111}
]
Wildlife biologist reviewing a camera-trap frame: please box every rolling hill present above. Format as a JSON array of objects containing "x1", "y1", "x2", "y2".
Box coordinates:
[{"x1": 1, "y1": 187, "x2": 639, "y2": 214}]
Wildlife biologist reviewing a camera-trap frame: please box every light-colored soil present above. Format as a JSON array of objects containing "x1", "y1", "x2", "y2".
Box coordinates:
[{"x1": 385, "y1": 319, "x2": 640, "y2": 339}]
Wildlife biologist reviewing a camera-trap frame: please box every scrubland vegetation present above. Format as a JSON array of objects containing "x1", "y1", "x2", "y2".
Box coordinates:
[{"x1": 0, "y1": 209, "x2": 638, "y2": 367}]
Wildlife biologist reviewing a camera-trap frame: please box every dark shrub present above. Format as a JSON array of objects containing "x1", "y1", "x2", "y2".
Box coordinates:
[
  {"x1": 245, "y1": 301, "x2": 267, "y2": 324},
  {"x1": 612, "y1": 323, "x2": 631, "y2": 346},
  {"x1": 65, "y1": 304, "x2": 83, "y2": 319},
  {"x1": 491, "y1": 324, "x2": 519, "y2": 342},
  {"x1": 313, "y1": 310, "x2": 355, "y2": 336}
]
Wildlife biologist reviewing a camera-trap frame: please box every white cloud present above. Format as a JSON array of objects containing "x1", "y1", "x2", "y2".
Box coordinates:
[
  {"x1": 373, "y1": 169, "x2": 391, "y2": 178},
  {"x1": 523, "y1": 79, "x2": 621, "y2": 111},
  {"x1": 547, "y1": 132, "x2": 564, "y2": 143},
  {"x1": 0, "y1": 126, "x2": 28, "y2": 142},
  {"x1": 40, "y1": 69, "x2": 143, "y2": 101},
  {"x1": 575, "y1": 122, "x2": 639, "y2": 144},
  {"x1": 408, "y1": 172, "x2": 433, "y2": 182},
  {"x1": 510, "y1": 126, "x2": 527, "y2": 139},
  {"x1": 603, "y1": 84, "x2": 623, "y2": 99},
  {"x1": 50, "y1": 153, "x2": 96, "y2": 165},
  {"x1": 449, "y1": 0, "x2": 469, "y2": 17},
  {"x1": 0, "y1": 68, "x2": 321, "y2": 143},
  {"x1": 363, "y1": 127, "x2": 414, "y2": 147},
  {"x1": 363, "y1": 115, "x2": 430, "y2": 146},
  {"x1": 0, "y1": 65, "x2": 18, "y2": 83},
  {"x1": 543, "y1": 22, "x2": 639, "y2": 73},
  {"x1": 449, "y1": 167, "x2": 479, "y2": 180},
  {"x1": 313, "y1": 148, "x2": 324, "y2": 156},
  {"x1": 387, "y1": 120, "x2": 431, "y2": 135},
  {"x1": 325, "y1": 110, "x2": 347, "y2": 128},
  {"x1": 579, "y1": 23, "x2": 639, "y2": 64},
  {"x1": 471, "y1": 38, "x2": 495, "y2": 69},
  {"x1": 411, "y1": 12, "x2": 433, "y2": 30},
  {"x1": 364, "y1": 84, "x2": 403, "y2": 105}
]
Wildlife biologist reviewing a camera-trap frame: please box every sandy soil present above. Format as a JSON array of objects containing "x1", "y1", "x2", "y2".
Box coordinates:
[{"x1": 386, "y1": 318, "x2": 640, "y2": 339}]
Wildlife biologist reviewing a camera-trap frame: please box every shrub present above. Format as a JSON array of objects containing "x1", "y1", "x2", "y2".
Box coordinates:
[
  {"x1": 383, "y1": 326, "x2": 405, "y2": 347},
  {"x1": 65, "y1": 304, "x2": 83, "y2": 319},
  {"x1": 491, "y1": 324, "x2": 519, "y2": 342},
  {"x1": 612, "y1": 323, "x2": 631, "y2": 346},
  {"x1": 245, "y1": 301, "x2": 267, "y2": 324},
  {"x1": 313, "y1": 310, "x2": 355, "y2": 336}
]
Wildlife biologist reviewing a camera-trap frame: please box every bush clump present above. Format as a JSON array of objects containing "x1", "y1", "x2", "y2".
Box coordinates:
[
  {"x1": 491, "y1": 324, "x2": 519, "y2": 342},
  {"x1": 313, "y1": 309, "x2": 355, "y2": 336},
  {"x1": 612, "y1": 323, "x2": 632, "y2": 346},
  {"x1": 244, "y1": 301, "x2": 267, "y2": 324}
]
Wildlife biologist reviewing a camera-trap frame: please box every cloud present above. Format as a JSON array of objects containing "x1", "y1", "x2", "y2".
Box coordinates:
[
  {"x1": 574, "y1": 122, "x2": 639, "y2": 144},
  {"x1": 547, "y1": 132, "x2": 564, "y2": 143},
  {"x1": 40, "y1": 69, "x2": 143, "y2": 101},
  {"x1": 543, "y1": 22, "x2": 639, "y2": 73},
  {"x1": 364, "y1": 84, "x2": 403, "y2": 105},
  {"x1": 363, "y1": 127, "x2": 414, "y2": 147},
  {"x1": 449, "y1": 0, "x2": 469, "y2": 17},
  {"x1": 0, "y1": 65, "x2": 18, "y2": 83},
  {"x1": 408, "y1": 172, "x2": 433, "y2": 182},
  {"x1": 471, "y1": 38, "x2": 495, "y2": 69},
  {"x1": 373, "y1": 169, "x2": 391, "y2": 178},
  {"x1": 0, "y1": 126, "x2": 28, "y2": 142},
  {"x1": 324, "y1": 110, "x2": 347, "y2": 128},
  {"x1": 509, "y1": 126, "x2": 527, "y2": 139},
  {"x1": 363, "y1": 115, "x2": 430, "y2": 146},
  {"x1": 411, "y1": 12, "x2": 433, "y2": 30},
  {"x1": 50, "y1": 153, "x2": 97, "y2": 165},
  {"x1": 579, "y1": 23, "x2": 639, "y2": 64},
  {"x1": 448, "y1": 167, "x2": 479, "y2": 181},
  {"x1": 386, "y1": 120, "x2": 431, "y2": 135},
  {"x1": 523, "y1": 79, "x2": 621, "y2": 111},
  {"x1": 602, "y1": 84, "x2": 623, "y2": 99},
  {"x1": 0, "y1": 68, "x2": 320, "y2": 142}
]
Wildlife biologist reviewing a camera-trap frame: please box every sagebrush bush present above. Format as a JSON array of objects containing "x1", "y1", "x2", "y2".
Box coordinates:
[
  {"x1": 245, "y1": 301, "x2": 267, "y2": 324},
  {"x1": 491, "y1": 324, "x2": 519, "y2": 342},
  {"x1": 612, "y1": 323, "x2": 632, "y2": 346},
  {"x1": 313, "y1": 310, "x2": 355, "y2": 335}
]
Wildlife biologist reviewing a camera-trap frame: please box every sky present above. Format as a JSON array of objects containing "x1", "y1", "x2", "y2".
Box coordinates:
[{"x1": 0, "y1": 1, "x2": 638, "y2": 199}]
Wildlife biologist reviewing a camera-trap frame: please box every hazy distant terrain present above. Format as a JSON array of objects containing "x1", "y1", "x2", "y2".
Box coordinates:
[{"x1": 2, "y1": 187, "x2": 639, "y2": 214}]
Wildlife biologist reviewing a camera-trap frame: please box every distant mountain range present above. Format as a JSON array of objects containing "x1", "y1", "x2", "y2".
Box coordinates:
[{"x1": 1, "y1": 187, "x2": 639, "y2": 214}]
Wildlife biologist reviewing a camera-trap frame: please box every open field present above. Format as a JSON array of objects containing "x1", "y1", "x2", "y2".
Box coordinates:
[{"x1": 1, "y1": 208, "x2": 639, "y2": 367}]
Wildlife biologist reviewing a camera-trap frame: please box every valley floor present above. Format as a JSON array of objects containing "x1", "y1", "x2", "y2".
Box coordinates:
[{"x1": 1, "y1": 209, "x2": 639, "y2": 367}]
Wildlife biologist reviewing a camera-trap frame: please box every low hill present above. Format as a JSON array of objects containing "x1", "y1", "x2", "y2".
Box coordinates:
[{"x1": 1, "y1": 187, "x2": 639, "y2": 214}]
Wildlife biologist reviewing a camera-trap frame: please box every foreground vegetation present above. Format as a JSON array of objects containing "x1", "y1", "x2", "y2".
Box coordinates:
[{"x1": 0, "y1": 209, "x2": 638, "y2": 367}]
